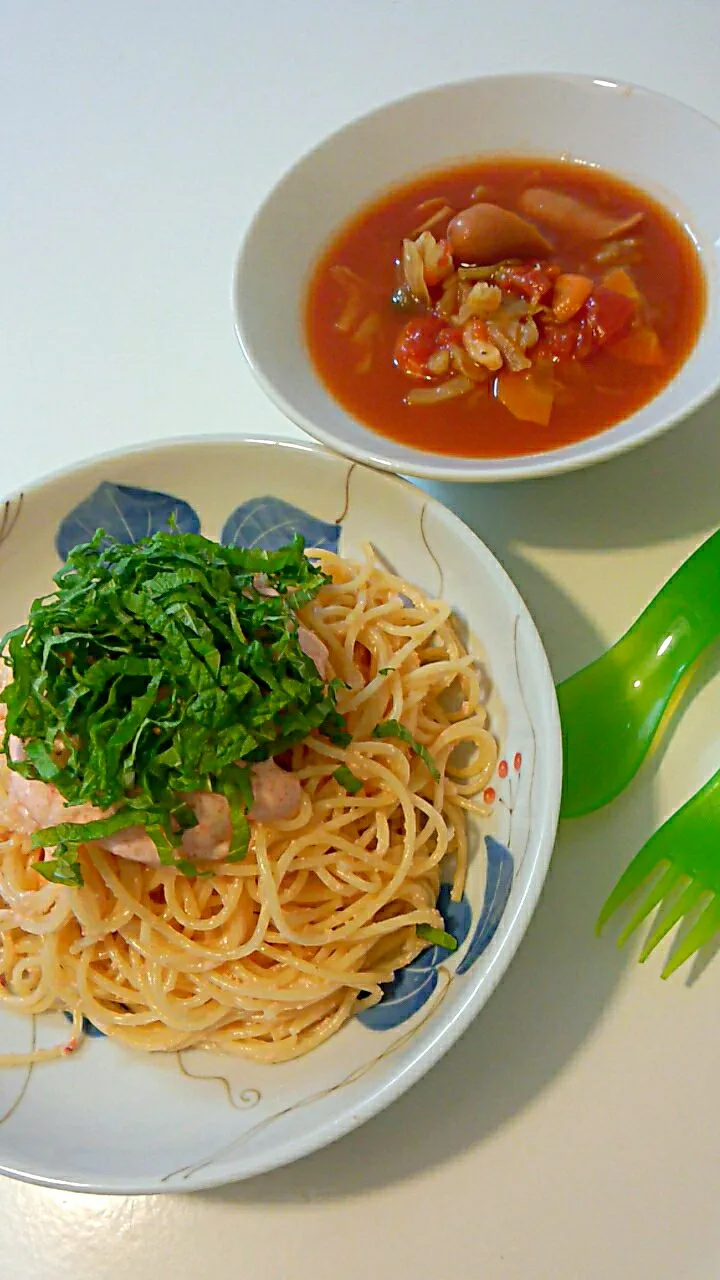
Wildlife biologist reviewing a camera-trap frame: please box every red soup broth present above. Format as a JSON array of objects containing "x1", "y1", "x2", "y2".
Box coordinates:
[{"x1": 304, "y1": 158, "x2": 706, "y2": 458}]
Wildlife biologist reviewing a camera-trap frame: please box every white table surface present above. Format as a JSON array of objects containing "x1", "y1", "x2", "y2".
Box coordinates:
[{"x1": 3, "y1": 3, "x2": 720, "y2": 1277}]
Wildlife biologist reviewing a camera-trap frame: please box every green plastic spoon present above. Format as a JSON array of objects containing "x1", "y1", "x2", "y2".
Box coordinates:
[{"x1": 558, "y1": 528, "x2": 720, "y2": 819}]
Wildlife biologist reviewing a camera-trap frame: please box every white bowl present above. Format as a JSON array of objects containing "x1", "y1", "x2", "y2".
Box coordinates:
[
  {"x1": 233, "y1": 74, "x2": 720, "y2": 482},
  {"x1": 0, "y1": 437, "x2": 560, "y2": 1191}
]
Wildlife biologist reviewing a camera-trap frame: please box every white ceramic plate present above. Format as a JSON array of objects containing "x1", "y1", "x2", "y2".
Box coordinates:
[
  {"x1": 234, "y1": 73, "x2": 720, "y2": 482},
  {"x1": 0, "y1": 438, "x2": 561, "y2": 1192}
]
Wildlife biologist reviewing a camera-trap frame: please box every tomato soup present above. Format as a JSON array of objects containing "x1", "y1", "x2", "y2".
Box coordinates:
[{"x1": 304, "y1": 158, "x2": 706, "y2": 458}]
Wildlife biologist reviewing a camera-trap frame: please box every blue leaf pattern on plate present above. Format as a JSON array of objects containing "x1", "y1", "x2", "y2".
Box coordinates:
[
  {"x1": 221, "y1": 497, "x2": 341, "y2": 553},
  {"x1": 456, "y1": 836, "x2": 514, "y2": 975},
  {"x1": 63, "y1": 1012, "x2": 105, "y2": 1038},
  {"x1": 357, "y1": 884, "x2": 472, "y2": 1031},
  {"x1": 56, "y1": 483, "x2": 200, "y2": 560}
]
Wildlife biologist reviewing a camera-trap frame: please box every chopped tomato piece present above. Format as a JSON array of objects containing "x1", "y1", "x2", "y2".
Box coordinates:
[
  {"x1": 540, "y1": 320, "x2": 581, "y2": 361},
  {"x1": 494, "y1": 261, "x2": 559, "y2": 305},
  {"x1": 497, "y1": 367, "x2": 554, "y2": 425},
  {"x1": 435, "y1": 324, "x2": 465, "y2": 349},
  {"x1": 611, "y1": 326, "x2": 663, "y2": 365},
  {"x1": 574, "y1": 316, "x2": 595, "y2": 361},
  {"x1": 424, "y1": 238, "x2": 454, "y2": 286},
  {"x1": 539, "y1": 312, "x2": 596, "y2": 362},
  {"x1": 584, "y1": 286, "x2": 636, "y2": 346},
  {"x1": 393, "y1": 316, "x2": 447, "y2": 378}
]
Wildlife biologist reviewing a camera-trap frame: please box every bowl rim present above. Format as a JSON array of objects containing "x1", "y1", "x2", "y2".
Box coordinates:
[
  {"x1": 232, "y1": 70, "x2": 720, "y2": 483},
  {"x1": 0, "y1": 434, "x2": 562, "y2": 1192}
]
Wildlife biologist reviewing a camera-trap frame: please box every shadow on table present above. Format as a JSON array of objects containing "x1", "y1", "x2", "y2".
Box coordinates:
[
  {"x1": 207, "y1": 806, "x2": 648, "y2": 1207},
  {"x1": 204, "y1": 425, "x2": 720, "y2": 1205},
  {"x1": 204, "y1": 553, "x2": 658, "y2": 1208},
  {"x1": 422, "y1": 393, "x2": 720, "y2": 555}
]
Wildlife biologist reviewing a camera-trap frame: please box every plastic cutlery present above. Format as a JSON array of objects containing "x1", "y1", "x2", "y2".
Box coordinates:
[
  {"x1": 597, "y1": 766, "x2": 720, "y2": 977},
  {"x1": 557, "y1": 528, "x2": 720, "y2": 818}
]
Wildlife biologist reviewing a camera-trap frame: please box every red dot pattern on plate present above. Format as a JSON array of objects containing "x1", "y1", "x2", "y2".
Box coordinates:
[
  {"x1": 514, "y1": 752, "x2": 522, "y2": 772},
  {"x1": 497, "y1": 759, "x2": 509, "y2": 778},
  {"x1": 483, "y1": 786, "x2": 496, "y2": 804}
]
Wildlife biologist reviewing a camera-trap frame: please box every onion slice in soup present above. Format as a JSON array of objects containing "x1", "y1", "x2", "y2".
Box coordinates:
[{"x1": 519, "y1": 188, "x2": 644, "y2": 240}]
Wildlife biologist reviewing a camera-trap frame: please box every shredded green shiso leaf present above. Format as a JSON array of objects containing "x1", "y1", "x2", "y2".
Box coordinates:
[
  {"x1": 1, "y1": 528, "x2": 348, "y2": 885},
  {"x1": 372, "y1": 719, "x2": 440, "y2": 782},
  {"x1": 332, "y1": 765, "x2": 363, "y2": 795},
  {"x1": 416, "y1": 923, "x2": 458, "y2": 952}
]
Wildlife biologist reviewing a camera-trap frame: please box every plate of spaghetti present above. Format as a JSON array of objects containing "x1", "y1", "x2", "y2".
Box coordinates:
[{"x1": 0, "y1": 437, "x2": 560, "y2": 1191}]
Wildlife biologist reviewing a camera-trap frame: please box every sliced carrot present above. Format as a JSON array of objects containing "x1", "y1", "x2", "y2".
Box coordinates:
[
  {"x1": 551, "y1": 273, "x2": 593, "y2": 322},
  {"x1": 602, "y1": 267, "x2": 640, "y2": 301},
  {"x1": 611, "y1": 327, "x2": 663, "y2": 365},
  {"x1": 497, "y1": 368, "x2": 554, "y2": 425}
]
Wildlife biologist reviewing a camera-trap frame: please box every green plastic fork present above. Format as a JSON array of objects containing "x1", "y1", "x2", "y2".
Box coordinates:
[
  {"x1": 557, "y1": 527, "x2": 720, "y2": 977},
  {"x1": 597, "y1": 768, "x2": 720, "y2": 977}
]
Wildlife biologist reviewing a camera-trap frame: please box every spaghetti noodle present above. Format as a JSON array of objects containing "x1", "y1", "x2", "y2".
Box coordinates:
[{"x1": 0, "y1": 546, "x2": 495, "y2": 1065}]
